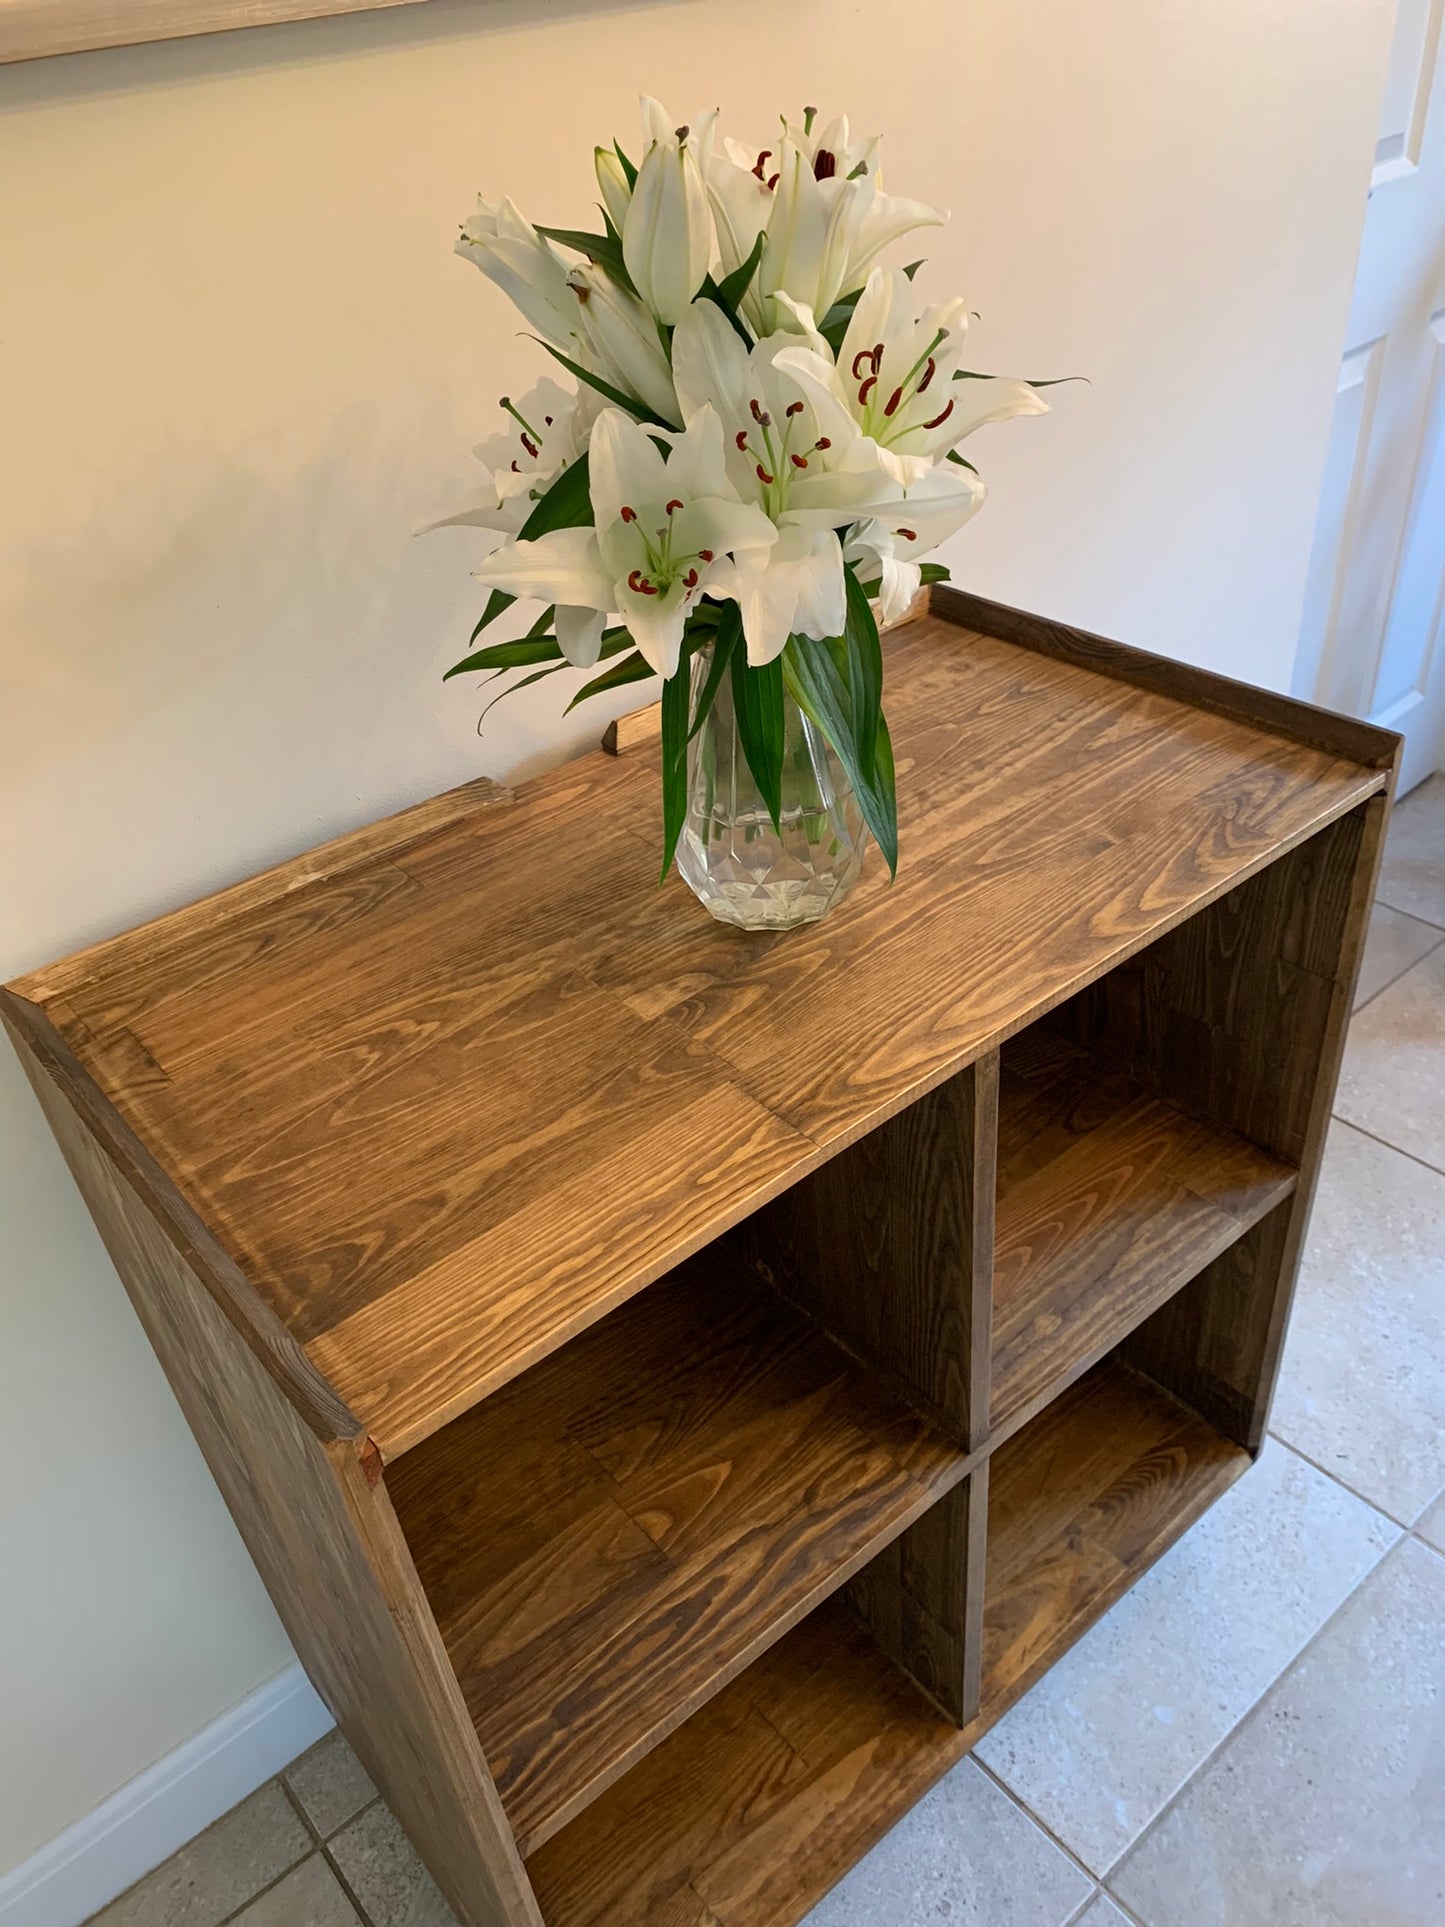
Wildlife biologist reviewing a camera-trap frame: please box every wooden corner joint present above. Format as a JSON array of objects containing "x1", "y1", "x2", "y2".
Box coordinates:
[{"x1": 358, "y1": 1436, "x2": 386, "y2": 1488}]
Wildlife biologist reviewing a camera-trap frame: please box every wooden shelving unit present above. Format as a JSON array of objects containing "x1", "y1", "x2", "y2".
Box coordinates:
[{"x1": 3, "y1": 587, "x2": 1397, "y2": 1927}]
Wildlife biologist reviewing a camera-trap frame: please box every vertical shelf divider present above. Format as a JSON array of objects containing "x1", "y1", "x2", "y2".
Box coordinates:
[{"x1": 738, "y1": 1051, "x2": 998, "y2": 1723}]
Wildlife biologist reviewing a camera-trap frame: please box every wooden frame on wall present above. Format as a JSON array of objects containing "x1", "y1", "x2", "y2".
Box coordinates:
[{"x1": 0, "y1": 0, "x2": 429, "y2": 65}]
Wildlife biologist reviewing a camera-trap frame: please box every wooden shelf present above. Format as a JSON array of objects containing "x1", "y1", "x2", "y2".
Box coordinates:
[
  {"x1": 386, "y1": 1246, "x2": 969, "y2": 1858},
  {"x1": 525, "y1": 1353, "x2": 1248, "y2": 1927},
  {"x1": 991, "y1": 1029, "x2": 1297, "y2": 1437},
  {"x1": 6, "y1": 587, "x2": 1394, "y2": 1927},
  {"x1": 981, "y1": 1356, "x2": 1250, "y2": 1710}
]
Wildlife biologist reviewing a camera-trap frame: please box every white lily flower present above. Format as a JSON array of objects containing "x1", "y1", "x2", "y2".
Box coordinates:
[
  {"x1": 565, "y1": 262, "x2": 681, "y2": 425},
  {"x1": 775, "y1": 265, "x2": 1048, "y2": 484},
  {"x1": 418, "y1": 378, "x2": 598, "y2": 538},
  {"x1": 845, "y1": 521, "x2": 921, "y2": 625},
  {"x1": 472, "y1": 406, "x2": 776, "y2": 678},
  {"x1": 709, "y1": 526, "x2": 846, "y2": 667},
  {"x1": 623, "y1": 99, "x2": 716, "y2": 325},
  {"x1": 595, "y1": 146, "x2": 632, "y2": 234},
  {"x1": 456, "y1": 197, "x2": 581, "y2": 354},
  {"x1": 707, "y1": 118, "x2": 944, "y2": 334}
]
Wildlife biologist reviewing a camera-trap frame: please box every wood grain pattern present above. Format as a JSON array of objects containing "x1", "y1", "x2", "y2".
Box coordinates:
[
  {"x1": 385, "y1": 1246, "x2": 969, "y2": 1856},
  {"x1": 7, "y1": 614, "x2": 1386, "y2": 1460},
  {"x1": 527, "y1": 1356, "x2": 1246, "y2": 1927},
  {"x1": 3, "y1": 1010, "x2": 540, "y2": 1927},
  {"x1": 992, "y1": 1027, "x2": 1297, "y2": 1438},
  {"x1": 931, "y1": 586, "x2": 1400, "y2": 769},
  {"x1": 0, "y1": 0, "x2": 427, "y2": 65},
  {"x1": 981, "y1": 1357, "x2": 1248, "y2": 1709}
]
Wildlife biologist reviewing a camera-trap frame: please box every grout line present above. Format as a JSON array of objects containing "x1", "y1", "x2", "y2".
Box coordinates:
[
  {"x1": 1372, "y1": 890, "x2": 1445, "y2": 935},
  {"x1": 1060, "y1": 1888, "x2": 1107, "y2": 1926},
  {"x1": 1262, "y1": 1429, "x2": 1413, "y2": 1533},
  {"x1": 214, "y1": 1838, "x2": 315, "y2": 1926},
  {"x1": 1099, "y1": 1884, "x2": 1151, "y2": 1926},
  {"x1": 319, "y1": 1797, "x2": 386, "y2": 1927},
  {"x1": 1100, "y1": 1538, "x2": 1417, "y2": 1886},
  {"x1": 969, "y1": 1753, "x2": 1104, "y2": 1893},
  {"x1": 1349, "y1": 927, "x2": 1444, "y2": 1017},
  {"x1": 1326, "y1": 1113, "x2": 1445, "y2": 1184},
  {"x1": 276, "y1": 1774, "x2": 323, "y2": 1849}
]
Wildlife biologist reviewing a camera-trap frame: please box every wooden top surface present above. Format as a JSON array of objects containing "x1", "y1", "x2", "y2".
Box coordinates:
[{"x1": 4, "y1": 602, "x2": 1388, "y2": 1459}]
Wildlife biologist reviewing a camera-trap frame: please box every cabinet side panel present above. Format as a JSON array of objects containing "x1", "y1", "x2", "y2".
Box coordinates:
[
  {"x1": 1115, "y1": 794, "x2": 1390, "y2": 1448},
  {"x1": 9, "y1": 1034, "x2": 541, "y2": 1927},
  {"x1": 737, "y1": 1054, "x2": 997, "y2": 1722}
]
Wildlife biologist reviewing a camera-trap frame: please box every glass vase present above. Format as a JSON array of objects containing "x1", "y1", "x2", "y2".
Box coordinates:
[{"x1": 675, "y1": 644, "x2": 868, "y2": 931}]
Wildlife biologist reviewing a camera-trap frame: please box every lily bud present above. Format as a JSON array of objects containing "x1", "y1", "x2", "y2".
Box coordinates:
[
  {"x1": 623, "y1": 121, "x2": 714, "y2": 325},
  {"x1": 456, "y1": 196, "x2": 578, "y2": 352},
  {"x1": 566, "y1": 263, "x2": 681, "y2": 425},
  {"x1": 595, "y1": 145, "x2": 633, "y2": 235}
]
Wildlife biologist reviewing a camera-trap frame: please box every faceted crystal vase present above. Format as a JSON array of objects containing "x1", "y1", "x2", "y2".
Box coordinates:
[{"x1": 676, "y1": 644, "x2": 868, "y2": 931}]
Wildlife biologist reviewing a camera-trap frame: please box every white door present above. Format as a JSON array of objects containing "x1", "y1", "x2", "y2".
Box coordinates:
[{"x1": 1294, "y1": 0, "x2": 1445, "y2": 793}]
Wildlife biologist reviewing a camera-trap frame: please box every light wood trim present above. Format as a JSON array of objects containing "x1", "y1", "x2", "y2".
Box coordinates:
[
  {"x1": 1, "y1": 987, "x2": 359, "y2": 1444},
  {"x1": 0, "y1": 0, "x2": 428, "y2": 64},
  {"x1": 930, "y1": 584, "x2": 1402, "y2": 769}
]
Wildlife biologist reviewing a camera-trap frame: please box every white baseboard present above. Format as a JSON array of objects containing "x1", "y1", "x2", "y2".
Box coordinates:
[{"x1": 0, "y1": 1664, "x2": 333, "y2": 1927}]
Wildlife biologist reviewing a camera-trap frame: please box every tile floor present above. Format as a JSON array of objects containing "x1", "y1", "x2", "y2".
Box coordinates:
[{"x1": 86, "y1": 776, "x2": 1445, "y2": 1927}]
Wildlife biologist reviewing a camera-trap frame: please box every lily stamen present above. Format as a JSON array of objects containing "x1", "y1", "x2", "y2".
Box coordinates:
[
  {"x1": 921, "y1": 398, "x2": 955, "y2": 431},
  {"x1": 665, "y1": 498, "x2": 683, "y2": 515},
  {"x1": 620, "y1": 505, "x2": 637, "y2": 522}
]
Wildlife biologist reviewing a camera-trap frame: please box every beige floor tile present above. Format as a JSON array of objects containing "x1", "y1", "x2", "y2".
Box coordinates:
[
  {"x1": 327, "y1": 1803, "x2": 457, "y2": 1927},
  {"x1": 971, "y1": 1439, "x2": 1397, "y2": 1874},
  {"x1": 229, "y1": 1856, "x2": 362, "y2": 1926},
  {"x1": 1354, "y1": 902, "x2": 1443, "y2": 1009},
  {"x1": 1272, "y1": 1121, "x2": 1445, "y2": 1522},
  {"x1": 283, "y1": 1731, "x2": 376, "y2": 1839},
  {"x1": 1071, "y1": 1899, "x2": 1134, "y2": 1927},
  {"x1": 800, "y1": 1758, "x2": 1091, "y2": 1926},
  {"x1": 1415, "y1": 1488, "x2": 1445, "y2": 1552},
  {"x1": 88, "y1": 1785, "x2": 309, "y2": 1927},
  {"x1": 1112, "y1": 1540, "x2": 1445, "y2": 1927},
  {"x1": 1335, "y1": 948, "x2": 1445, "y2": 1172},
  {"x1": 1376, "y1": 773, "x2": 1445, "y2": 927}
]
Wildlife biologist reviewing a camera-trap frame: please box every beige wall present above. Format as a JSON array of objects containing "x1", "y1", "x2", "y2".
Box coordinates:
[{"x1": 0, "y1": 0, "x2": 1392, "y2": 1874}]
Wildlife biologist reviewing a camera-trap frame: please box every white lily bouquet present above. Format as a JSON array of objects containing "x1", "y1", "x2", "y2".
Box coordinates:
[{"x1": 438, "y1": 100, "x2": 1050, "y2": 928}]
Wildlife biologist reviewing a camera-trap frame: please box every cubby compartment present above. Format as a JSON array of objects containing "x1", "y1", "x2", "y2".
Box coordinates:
[
  {"x1": 386, "y1": 1241, "x2": 970, "y2": 1858},
  {"x1": 990, "y1": 1023, "x2": 1297, "y2": 1439},
  {"x1": 980, "y1": 1349, "x2": 1250, "y2": 1713}
]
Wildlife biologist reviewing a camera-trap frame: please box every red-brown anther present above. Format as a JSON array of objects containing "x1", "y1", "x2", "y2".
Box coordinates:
[
  {"x1": 620, "y1": 505, "x2": 637, "y2": 522},
  {"x1": 544, "y1": 414, "x2": 554, "y2": 425},
  {"x1": 752, "y1": 148, "x2": 772, "y2": 180},
  {"x1": 735, "y1": 430, "x2": 750, "y2": 451},
  {"x1": 683, "y1": 567, "x2": 699, "y2": 589},
  {"x1": 767, "y1": 172, "x2": 780, "y2": 191},
  {"x1": 791, "y1": 453, "x2": 808, "y2": 469},
  {"x1": 858, "y1": 375, "x2": 877, "y2": 406},
  {"x1": 786, "y1": 400, "x2": 804, "y2": 416},
  {"x1": 521, "y1": 432, "x2": 540, "y2": 458},
  {"x1": 756, "y1": 463, "x2": 775, "y2": 484},
  {"x1": 921, "y1": 397, "x2": 956, "y2": 431},
  {"x1": 697, "y1": 549, "x2": 715, "y2": 562},
  {"x1": 916, "y1": 358, "x2": 937, "y2": 394},
  {"x1": 749, "y1": 398, "x2": 771, "y2": 426},
  {"x1": 851, "y1": 347, "x2": 873, "y2": 380},
  {"x1": 814, "y1": 436, "x2": 832, "y2": 450},
  {"x1": 882, "y1": 387, "x2": 904, "y2": 418},
  {"x1": 628, "y1": 568, "x2": 656, "y2": 594},
  {"x1": 813, "y1": 150, "x2": 837, "y2": 181},
  {"x1": 898, "y1": 528, "x2": 918, "y2": 541},
  {"x1": 510, "y1": 460, "x2": 521, "y2": 472},
  {"x1": 665, "y1": 498, "x2": 683, "y2": 516}
]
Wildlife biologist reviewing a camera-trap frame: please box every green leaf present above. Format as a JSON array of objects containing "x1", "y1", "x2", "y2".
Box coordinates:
[
  {"x1": 699, "y1": 273, "x2": 754, "y2": 348},
  {"x1": 818, "y1": 289, "x2": 862, "y2": 354},
  {"x1": 528, "y1": 337, "x2": 661, "y2": 425},
  {"x1": 952, "y1": 369, "x2": 1087, "y2": 388},
  {"x1": 717, "y1": 231, "x2": 766, "y2": 311},
  {"x1": 535, "y1": 224, "x2": 639, "y2": 299},
  {"x1": 843, "y1": 567, "x2": 883, "y2": 781},
  {"x1": 659, "y1": 663, "x2": 691, "y2": 883},
  {"x1": 613, "y1": 139, "x2": 638, "y2": 189},
  {"x1": 919, "y1": 562, "x2": 951, "y2": 585},
  {"x1": 467, "y1": 587, "x2": 515, "y2": 645},
  {"x1": 902, "y1": 260, "x2": 924, "y2": 279},
  {"x1": 444, "y1": 633, "x2": 566, "y2": 682},
  {"x1": 730, "y1": 648, "x2": 785, "y2": 832},
  {"x1": 476, "y1": 658, "x2": 571, "y2": 725},
  {"x1": 688, "y1": 607, "x2": 739, "y2": 741},
  {"x1": 524, "y1": 603, "x2": 557, "y2": 638},
  {"x1": 564, "y1": 648, "x2": 657, "y2": 713},
  {"x1": 783, "y1": 637, "x2": 898, "y2": 876},
  {"x1": 946, "y1": 450, "x2": 979, "y2": 473}
]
